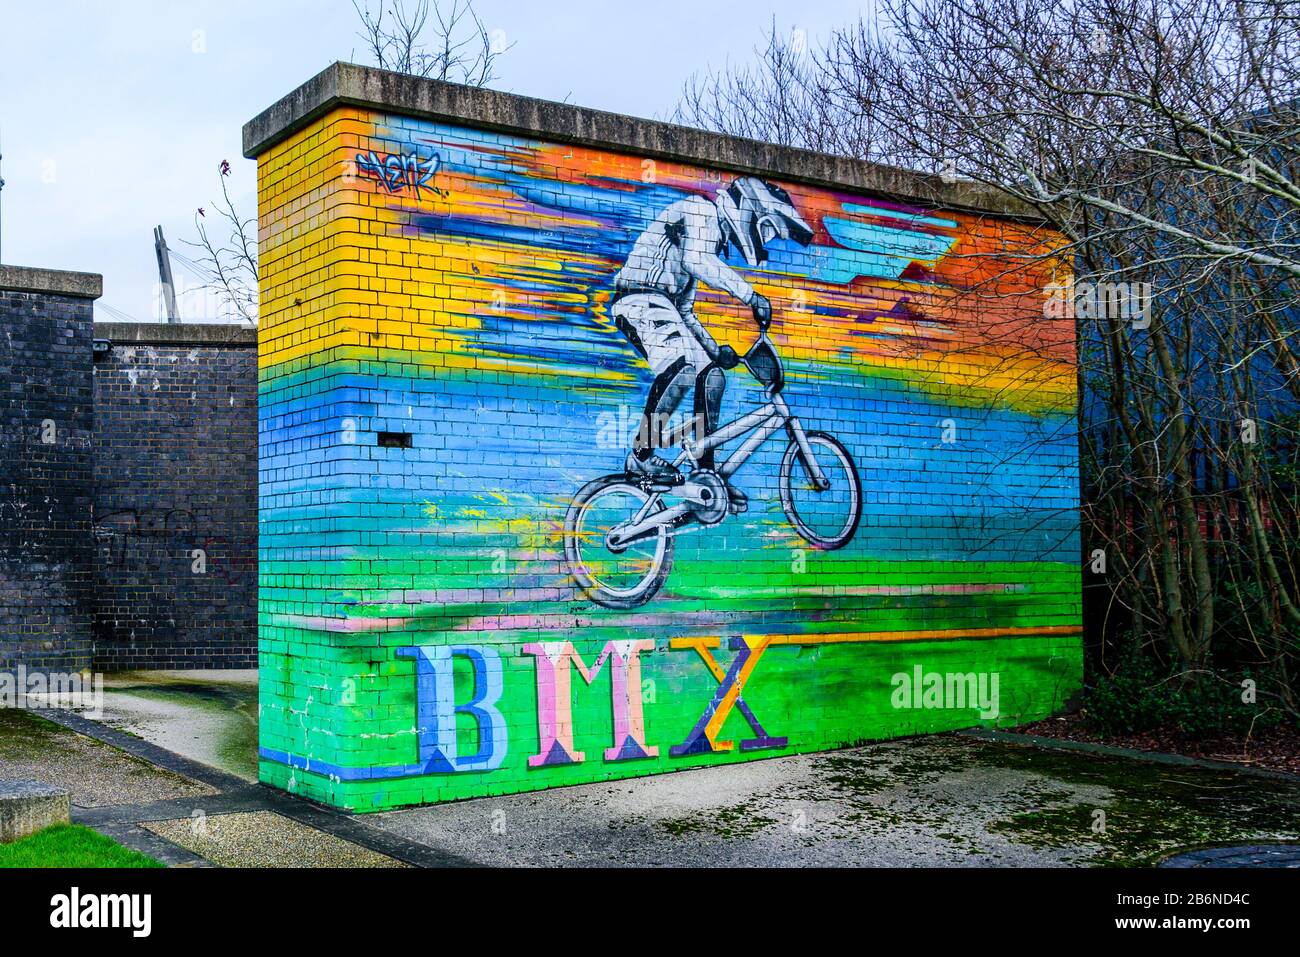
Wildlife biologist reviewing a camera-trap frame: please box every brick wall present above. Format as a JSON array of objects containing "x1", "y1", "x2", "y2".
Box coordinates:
[
  {"x1": 0, "y1": 268, "x2": 99, "y2": 673},
  {"x1": 91, "y1": 324, "x2": 258, "y2": 670},
  {"x1": 247, "y1": 65, "x2": 1084, "y2": 812}
]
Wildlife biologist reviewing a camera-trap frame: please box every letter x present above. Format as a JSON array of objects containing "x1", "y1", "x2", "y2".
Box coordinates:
[{"x1": 670, "y1": 636, "x2": 787, "y2": 757}]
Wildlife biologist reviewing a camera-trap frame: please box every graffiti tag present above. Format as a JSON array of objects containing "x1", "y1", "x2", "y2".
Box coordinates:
[{"x1": 355, "y1": 150, "x2": 445, "y2": 198}]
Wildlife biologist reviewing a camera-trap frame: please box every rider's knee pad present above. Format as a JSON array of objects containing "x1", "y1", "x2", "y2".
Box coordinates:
[
  {"x1": 696, "y1": 366, "x2": 725, "y2": 415},
  {"x1": 649, "y1": 358, "x2": 694, "y2": 408}
]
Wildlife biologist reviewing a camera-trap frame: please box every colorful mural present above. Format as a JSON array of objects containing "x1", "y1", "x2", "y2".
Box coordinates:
[{"x1": 254, "y1": 105, "x2": 1082, "y2": 811}]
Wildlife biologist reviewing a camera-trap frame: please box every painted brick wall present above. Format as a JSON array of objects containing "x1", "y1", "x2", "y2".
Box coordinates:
[
  {"x1": 0, "y1": 280, "x2": 96, "y2": 672},
  {"x1": 251, "y1": 80, "x2": 1082, "y2": 812},
  {"x1": 92, "y1": 327, "x2": 258, "y2": 670}
]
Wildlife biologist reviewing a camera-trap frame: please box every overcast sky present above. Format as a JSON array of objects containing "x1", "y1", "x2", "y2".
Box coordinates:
[{"x1": 0, "y1": 0, "x2": 864, "y2": 322}]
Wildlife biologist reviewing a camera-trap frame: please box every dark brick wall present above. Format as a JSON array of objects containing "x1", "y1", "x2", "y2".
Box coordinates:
[
  {"x1": 0, "y1": 287, "x2": 95, "y2": 672},
  {"x1": 91, "y1": 327, "x2": 257, "y2": 669}
]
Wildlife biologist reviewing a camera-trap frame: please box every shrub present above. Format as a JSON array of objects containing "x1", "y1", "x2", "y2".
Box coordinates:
[
  {"x1": 1083, "y1": 649, "x2": 1282, "y2": 737},
  {"x1": 1082, "y1": 647, "x2": 1169, "y2": 735}
]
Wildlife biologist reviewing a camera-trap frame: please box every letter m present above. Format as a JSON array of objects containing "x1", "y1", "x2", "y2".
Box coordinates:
[{"x1": 524, "y1": 640, "x2": 658, "y2": 767}]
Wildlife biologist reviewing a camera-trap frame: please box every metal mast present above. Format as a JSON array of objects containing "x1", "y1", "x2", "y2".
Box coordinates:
[
  {"x1": 0, "y1": 129, "x2": 6, "y2": 264},
  {"x1": 153, "y1": 225, "x2": 180, "y2": 323}
]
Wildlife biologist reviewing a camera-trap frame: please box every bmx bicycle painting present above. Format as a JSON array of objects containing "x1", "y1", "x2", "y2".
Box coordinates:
[{"x1": 564, "y1": 177, "x2": 863, "y2": 608}]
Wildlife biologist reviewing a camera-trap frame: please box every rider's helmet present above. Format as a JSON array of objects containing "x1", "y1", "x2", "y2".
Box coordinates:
[{"x1": 716, "y1": 177, "x2": 814, "y2": 266}]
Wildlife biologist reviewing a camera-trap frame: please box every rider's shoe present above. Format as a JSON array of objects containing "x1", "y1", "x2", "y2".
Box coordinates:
[
  {"x1": 725, "y1": 483, "x2": 748, "y2": 514},
  {"x1": 625, "y1": 451, "x2": 681, "y2": 485}
]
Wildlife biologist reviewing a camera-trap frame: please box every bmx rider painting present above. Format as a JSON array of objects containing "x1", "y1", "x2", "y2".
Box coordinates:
[{"x1": 610, "y1": 176, "x2": 815, "y2": 511}]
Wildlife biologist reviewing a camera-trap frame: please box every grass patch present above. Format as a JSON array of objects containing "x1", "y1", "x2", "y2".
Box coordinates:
[{"x1": 0, "y1": 824, "x2": 163, "y2": 869}]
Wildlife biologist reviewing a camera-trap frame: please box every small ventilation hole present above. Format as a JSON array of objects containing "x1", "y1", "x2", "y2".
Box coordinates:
[{"x1": 377, "y1": 431, "x2": 413, "y2": 449}]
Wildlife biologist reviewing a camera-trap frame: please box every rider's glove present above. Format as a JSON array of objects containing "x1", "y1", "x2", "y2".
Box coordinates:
[
  {"x1": 716, "y1": 345, "x2": 740, "y2": 370},
  {"x1": 751, "y1": 293, "x2": 772, "y2": 330}
]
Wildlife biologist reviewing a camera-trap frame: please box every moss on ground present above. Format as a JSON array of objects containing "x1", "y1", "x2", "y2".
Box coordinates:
[
  {"x1": 966, "y1": 739, "x2": 1300, "y2": 866},
  {"x1": 816, "y1": 735, "x2": 1300, "y2": 865},
  {"x1": 0, "y1": 706, "x2": 210, "y2": 801},
  {"x1": 0, "y1": 707, "x2": 75, "y2": 758},
  {"x1": 658, "y1": 804, "x2": 780, "y2": 839},
  {"x1": 644, "y1": 735, "x2": 1300, "y2": 864}
]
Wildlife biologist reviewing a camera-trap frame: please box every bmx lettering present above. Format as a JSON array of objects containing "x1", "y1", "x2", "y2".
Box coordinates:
[{"x1": 394, "y1": 634, "x2": 787, "y2": 775}]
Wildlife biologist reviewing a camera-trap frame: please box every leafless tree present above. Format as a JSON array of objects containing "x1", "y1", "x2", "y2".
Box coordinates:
[
  {"x1": 677, "y1": 0, "x2": 1300, "y2": 717},
  {"x1": 183, "y1": 0, "x2": 513, "y2": 325},
  {"x1": 352, "y1": 0, "x2": 512, "y2": 86},
  {"x1": 182, "y1": 159, "x2": 258, "y2": 325}
]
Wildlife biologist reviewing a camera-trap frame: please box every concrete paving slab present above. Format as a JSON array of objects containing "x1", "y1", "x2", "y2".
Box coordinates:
[
  {"x1": 0, "y1": 780, "x2": 70, "y2": 843},
  {"x1": 142, "y1": 811, "x2": 409, "y2": 868}
]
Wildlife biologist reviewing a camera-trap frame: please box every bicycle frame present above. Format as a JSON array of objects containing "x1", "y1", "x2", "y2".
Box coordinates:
[{"x1": 609, "y1": 335, "x2": 830, "y2": 544}]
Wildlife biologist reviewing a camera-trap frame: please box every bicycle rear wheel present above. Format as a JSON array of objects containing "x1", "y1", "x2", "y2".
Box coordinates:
[{"x1": 564, "y1": 475, "x2": 675, "y2": 608}]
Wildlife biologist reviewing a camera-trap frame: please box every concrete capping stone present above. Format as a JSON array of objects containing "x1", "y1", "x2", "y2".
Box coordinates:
[
  {"x1": 0, "y1": 780, "x2": 71, "y2": 843},
  {"x1": 243, "y1": 61, "x2": 1045, "y2": 222},
  {"x1": 94, "y1": 322, "x2": 258, "y2": 347},
  {"x1": 0, "y1": 265, "x2": 103, "y2": 300}
]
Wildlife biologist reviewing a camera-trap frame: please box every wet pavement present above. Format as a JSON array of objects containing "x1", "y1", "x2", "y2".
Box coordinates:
[
  {"x1": 97, "y1": 671, "x2": 259, "y2": 781},
  {"x1": 368, "y1": 734, "x2": 1300, "y2": 867},
  {"x1": 1161, "y1": 844, "x2": 1300, "y2": 868}
]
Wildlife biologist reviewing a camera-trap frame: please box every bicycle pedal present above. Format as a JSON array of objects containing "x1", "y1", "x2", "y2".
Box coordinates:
[{"x1": 636, "y1": 477, "x2": 684, "y2": 492}]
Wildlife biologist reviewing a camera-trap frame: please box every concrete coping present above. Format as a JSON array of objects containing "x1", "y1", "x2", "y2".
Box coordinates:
[
  {"x1": 243, "y1": 62, "x2": 1046, "y2": 223},
  {"x1": 93, "y1": 322, "x2": 258, "y2": 347},
  {"x1": 0, "y1": 265, "x2": 103, "y2": 300},
  {"x1": 0, "y1": 780, "x2": 69, "y2": 800}
]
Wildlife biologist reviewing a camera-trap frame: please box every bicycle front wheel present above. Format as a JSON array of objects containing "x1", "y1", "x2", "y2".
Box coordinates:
[
  {"x1": 779, "y1": 431, "x2": 862, "y2": 550},
  {"x1": 564, "y1": 476, "x2": 674, "y2": 609}
]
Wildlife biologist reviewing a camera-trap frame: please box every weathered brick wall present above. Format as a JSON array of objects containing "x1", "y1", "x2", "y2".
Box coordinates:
[
  {"x1": 0, "y1": 269, "x2": 99, "y2": 672},
  {"x1": 91, "y1": 324, "x2": 258, "y2": 670},
  {"x1": 248, "y1": 64, "x2": 1083, "y2": 812}
]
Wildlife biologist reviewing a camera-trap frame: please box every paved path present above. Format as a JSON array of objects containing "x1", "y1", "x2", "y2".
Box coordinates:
[
  {"x1": 97, "y1": 670, "x2": 259, "y2": 781},
  {"x1": 367, "y1": 734, "x2": 1300, "y2": 867},
  {"x1": 5, "y1": 709, "x2": 448, "y2": 868},
  {"x1": 6, "y1": 672, "x2": 1298, "y2": 868}
]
